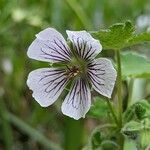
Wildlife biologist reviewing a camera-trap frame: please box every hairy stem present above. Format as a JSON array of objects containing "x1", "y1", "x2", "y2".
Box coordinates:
[
  {"x1": 116, "y1": 50, "x2": 124, "y2": 150},
  {"x1": 127, "y1": 78, "x2": 134, "y2": 107},
  {"x1": 106, "y1": 99, "x2": 119, "y2": 125}
]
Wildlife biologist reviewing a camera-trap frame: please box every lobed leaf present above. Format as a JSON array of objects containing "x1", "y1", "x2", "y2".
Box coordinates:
[
  {"x1": 91, "y1": 21, "x2": 134, "y2": 50},
  {"x1": 127, "y1": 32, "x2": 150, "y2": 47},
  {"x1": 91, "y1": 21, "x2": 150, "y2": 50}
]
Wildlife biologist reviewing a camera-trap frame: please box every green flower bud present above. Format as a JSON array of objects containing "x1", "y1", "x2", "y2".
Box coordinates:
[{"x1": 135, "y1": 103, "x2": 146, "y2": 120}]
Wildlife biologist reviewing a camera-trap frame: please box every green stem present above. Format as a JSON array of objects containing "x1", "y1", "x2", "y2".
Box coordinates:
[
  {"x1": 116, "y1": 51, "x2": 122, "y2": 127},
  {"x1": 106, "y1": 100, "x2": 119, "y2": 125},
  {"x1": 0, "y1": 99, "x2": 13, "y2": 150},
  {"x1": 64, "y1": 0, "x2": 92, "y2": 30},
  {"x1": 116, "y1": 50, "x2": 124, "y2": 150},
  {"x1": 127, "y1": 78, "x2": 134, "y2": 107},
  {"x1": 64, "y1": 118, "x2": 84, "y2": 150},
  {"x1": 5, "y1": 112, "x2": 63, "y2": 150}
]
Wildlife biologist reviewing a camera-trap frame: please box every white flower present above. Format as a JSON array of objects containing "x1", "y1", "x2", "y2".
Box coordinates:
[{"x1": 27, "y1": 28, "x2": 117, "y2": 120}]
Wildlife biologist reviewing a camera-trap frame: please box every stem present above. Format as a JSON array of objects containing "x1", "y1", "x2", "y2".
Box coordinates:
[
  {"x1": 127, "y1": 78, "x2": 134, "y2": 107},
  {"x1": 116, "y1": 51, "x2": 122, "y2": 127},
  {"x1": 116, "y1": 50, "x2": 124, "y2": 150},
  {"x1": 64, "y1": 118, "x2": 83, "y2": 150},
  {"x1": 0, "y1": 99, "x2": 13, "y2": 150},
  {"x1": 64, "y1": 0, "x2": 92, "y2": 30},
  {"x1": 5, "y1": 112, "x2": 63, "y2": 150},
  {"x1": 106, "y1": 100, "x2": 119, "y2": 125}
]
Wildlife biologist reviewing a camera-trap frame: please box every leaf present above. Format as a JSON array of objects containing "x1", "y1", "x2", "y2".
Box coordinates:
[
  {"x1": 138, "y1": 118, "x2": 150, "y2": 149},
  {"x1": 121, "y1": 52, "x2": 150, "y2": 78},
  {"x1": 91, "y1": 21, "x2": 134, "y2": 49},
  {"x1": 100, "y1": 140, "x2": 119, "y2": 150},
  {"x1": 135, "y1": 103, "x2": 146, "y2": 120},
  {"x1": 127, "y1": 32, "x2": 150, "y2": 47},
  {"x1": 88, "y1": 97, "x2": 108, "y2": 118},
  {"x1": 123, "y1": 105, "x2": 135, "y2": 123},
  {"x1": 124, "y1": 139, "x2": 137, "y2": 150},
  {"x1": 123, "y1": 99, "x2": 150, "y2": 123},
  {"x1": 91, "y1": 21, "x2": 150, "y2": 50},
  {"x1": 139, "y1": 99, "x2": 150, "y2": 118},
  {"x1": 140, "y1": 130, "x2": 150, "y2": 150},
  {"x1": 122, "y1": 121, "x2": 142, "y2": 132},
  {"x1": 91, "y1": 131, "x2": 102, "y2": 149},
  {"x1": 134, "y1": 100, "x2": 150, "y2": 120},
  {"x1": 122, "y1": 120, "x2": 141, "y2": 140}
]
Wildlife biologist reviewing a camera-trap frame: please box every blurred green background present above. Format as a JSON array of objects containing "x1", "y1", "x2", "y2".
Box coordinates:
[{"x1": 0, "y1": 0, "x2": 150, "y2": 150}]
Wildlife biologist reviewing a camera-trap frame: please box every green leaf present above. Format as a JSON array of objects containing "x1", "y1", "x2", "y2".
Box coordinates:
[
  {"x1": 100, "y1": 140, "x2": 119, "y2": 150},
  {"x1": 121, "y1": 52, "x2": 150, "y2": 78},
  {"x1": 135, "y1": 103, "x2": 146, "y2": 120},
  {"x1": 91, "y1": 21, "x2": 150, "y2": 50},
  {"x1": 91, "y1": 21, "x2": 134, "y2": 49},
  {"x1": 122, "y1": 121, "x2": 142, "y2": 132},
  {"x1": 140, "y1": 130, "x2": 150, "y2": 150},
  {"x1": 140, "y1": 100, "x2": 150, "y2": 118},
  {"x1": 91, "y1": 131, "x2": 102, "y2": 149},
  {"x1": 124, "y1": 139, "x2": 137, "y2": 150},
  {"x1": 127, "y1": 32, "x2": 150, "y2": 47},
  {"x1": 122, "y1": 118, "x2": 150, "y2": 149},
  {"x1": 122, "y1": 121, "x2": 141, "y2": 139},
  {"x1": 123, "y1": 99, "x2": 150, "y2": 123},
  {"x1": 139, "y1": 118, "x2": 150, "y2": 149},
  {"x1": 134, "y1": 100, "x2": 150, "y2": 120},
  {"x1": 123, "y1": 105, "x2": 135, "y2": 123},
  {"x1": 88, "y1": 97, "x2": 108, "y2": 118}
]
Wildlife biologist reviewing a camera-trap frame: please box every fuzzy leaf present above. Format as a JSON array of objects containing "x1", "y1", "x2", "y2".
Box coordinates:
[
  {"x1": 122, "y1": 121, "x2": 141, "y2": 140},
  {"x1": 138, "y1": 118, "x2": 150, "y2": 149},
  {"x1": 127, "y1": 32, "x2": 150, "y2": 47},
  {"x1": 121, "y1": 52, "x2": 150, "y2": 78},
  {"x1": 123, "y1": 99, "x2": 150, "y2": 123},
  {"x1": 91, "y1": 131, "x2": 102, "y2": 149},
  {"x1": 122, "y1": 121, "x2": 142, "y2": 132},
  {"x1": 91, "y1": 21, "x2": 134, "y2": 49},
  {"x1": 124, "y1": 139, "x2": 137, "y2": 150},
  {"x1": 100, "y1": 140, "x2": 119, "y2": 150},
  {"x1": 134, "y1": 100, "x2": 150, "y2": 120},
  {"x1": 88, "y1": 97, "x2": 108, "y2": 118},
  {"x1": 91, "y1": 21, "x2": 150, "y2": 50}
]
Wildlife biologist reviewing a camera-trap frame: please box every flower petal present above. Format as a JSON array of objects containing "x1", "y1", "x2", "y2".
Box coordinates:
[
  {"x1": 61, "y1": 78, "x2": 91, "y2": 120},
  {"x1": 27, "y1": 68, "x2": 68, "y2": 107},
  {"x1": 66, "y1": 30, "x2": 102, "y2": 60},
  {"x1": 27, "y1": 28, "x2": 71, "y2": 63},
  {"x1": 88, "y1": 58, "x2": 117, "y2": 98}
]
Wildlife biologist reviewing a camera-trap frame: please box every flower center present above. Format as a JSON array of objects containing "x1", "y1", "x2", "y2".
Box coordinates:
[{"x1": 65, "y1": 66, "x2": 80, "y2": 78}]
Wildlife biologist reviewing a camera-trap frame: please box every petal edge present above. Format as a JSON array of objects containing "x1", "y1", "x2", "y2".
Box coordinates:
[{"x1": 88, "y1": 58, "x2": 117, "y2": 98}]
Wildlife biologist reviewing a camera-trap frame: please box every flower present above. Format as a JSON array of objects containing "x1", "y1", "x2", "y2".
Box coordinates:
[{"x1": 27, "y1": 28, "x2": 117, "y2": 120}]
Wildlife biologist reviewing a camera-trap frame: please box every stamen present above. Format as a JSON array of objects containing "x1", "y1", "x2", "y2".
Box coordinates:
[{"x1": 65, "y1": 66, "x2": 80, "y2": 78}]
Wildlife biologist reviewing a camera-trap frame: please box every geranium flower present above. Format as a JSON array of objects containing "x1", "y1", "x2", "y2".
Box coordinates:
[{"x1": 27, "y1": 28, "x2": 117, "y2": 120}]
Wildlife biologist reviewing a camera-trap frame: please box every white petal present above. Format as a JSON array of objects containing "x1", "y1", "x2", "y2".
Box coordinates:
[
  {"x1": 88, "y1": 58, "x2": 117, "y2": 98},
  {"x1": 61, "y1": 78, "x2": 91, "y2": 120},
  {"x1": 27, "y1": 68, "x2": 68, "y2": 107},
  {"x1": 27, "y1": 28, "x2": 71, "y2": 63},
  {"x1": 66, "y1": 30, "x2": 102, "y2": 60}
]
